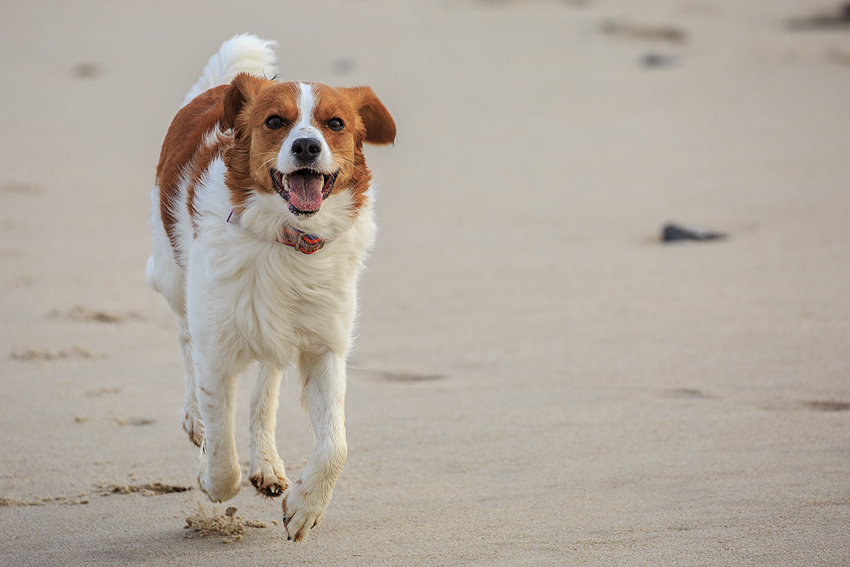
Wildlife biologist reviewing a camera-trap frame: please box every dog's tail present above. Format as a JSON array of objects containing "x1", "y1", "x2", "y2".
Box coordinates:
[{"x1": 181, "y1": 34, "x2": 277, "y2": 108}]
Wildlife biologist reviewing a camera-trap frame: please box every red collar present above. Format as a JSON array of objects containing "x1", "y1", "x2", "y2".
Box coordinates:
[{"x1": 226, "y1": 210, "x2": 324, "y2": 254}]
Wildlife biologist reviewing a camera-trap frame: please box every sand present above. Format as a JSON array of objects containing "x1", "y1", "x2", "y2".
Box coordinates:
[{"x1": 1, "y1": 0, "x2": 849, "y2": 565}]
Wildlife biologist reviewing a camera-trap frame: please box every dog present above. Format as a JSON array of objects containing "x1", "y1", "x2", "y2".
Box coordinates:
[{"x1": 146, "y1": 34, "x2": 395, "y2": 541}]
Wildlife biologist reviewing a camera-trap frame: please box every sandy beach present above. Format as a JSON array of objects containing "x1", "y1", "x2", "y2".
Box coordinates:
[{"x1": 1, "y1": 0, "x2": 849, "y2": 565}]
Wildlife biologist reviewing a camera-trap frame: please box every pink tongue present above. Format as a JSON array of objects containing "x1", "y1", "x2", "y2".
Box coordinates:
[{"x1": 287, "y1": 171, "x2": 324, "y2": 212}]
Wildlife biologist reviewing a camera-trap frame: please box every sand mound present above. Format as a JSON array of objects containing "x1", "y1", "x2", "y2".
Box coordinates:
[{"x1": 183, "y1": 502, "x2": 268, "y2": 544}]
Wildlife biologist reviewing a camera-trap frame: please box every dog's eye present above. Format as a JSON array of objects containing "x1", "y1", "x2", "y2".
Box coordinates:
[
  {"x1": 327, "y1": 118, "x2": 344, "y2": 131},
  {"x1": 265, "y1": 116, "x2": 286, "y2": 130}
]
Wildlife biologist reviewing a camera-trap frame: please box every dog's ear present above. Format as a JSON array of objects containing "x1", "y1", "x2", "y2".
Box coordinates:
[
  {"x1": 347, "y1": 86, "x2": 396, "y2": 145},
  {"x1": 223, "y1": 73, "x2": 264, "y2": 131}
]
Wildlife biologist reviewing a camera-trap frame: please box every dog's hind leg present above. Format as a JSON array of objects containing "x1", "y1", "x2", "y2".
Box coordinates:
[
  {"x1": 179, "y1": 321, "x2": 203, "y2": 447},
  {"x1": 249, "y1": 362, "x2": 290, "y2": 498},
  {"x1": 147, "y1": 209, "x2": 202, "y2": 445}
]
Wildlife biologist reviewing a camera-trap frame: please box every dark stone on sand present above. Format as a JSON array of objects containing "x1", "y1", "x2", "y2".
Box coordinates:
[
  {"x1": 787, "y1": 3, "x2": 850, "y2": 30},
  {"x1": 332, "y1": 57, "x2": 356, "y2": 75},
  {"x1": 661, "y1": 223, "x2": 727, "y2": 243},
  {"x1": 641, "y1": 53, "x2": 678, "y2": 68},
  {"x1": 73, "y1": 62, "x2": 101, "y2": 79}
]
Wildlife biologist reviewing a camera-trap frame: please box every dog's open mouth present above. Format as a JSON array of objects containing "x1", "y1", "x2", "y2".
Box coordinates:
[{"x1": 271, "y1": 168, "x2": 337, "y2": 216}]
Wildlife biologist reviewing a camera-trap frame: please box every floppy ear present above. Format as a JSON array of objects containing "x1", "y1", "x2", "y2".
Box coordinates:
[
  {"x1": 348, "y1": 86, "x2": 396, "y2": 145},
  {"x1": 223, "y1": 73, "x2": 264, "y2": 131}
]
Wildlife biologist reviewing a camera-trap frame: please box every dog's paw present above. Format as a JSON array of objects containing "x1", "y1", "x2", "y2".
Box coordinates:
[
  {"x1": 250, "y1": 458, "x2": 289, "y2": 498},
  {"x1": 183, "y1": 411, "x2": 204, "y2": 447},
  {"x1": 198, "y1": 465, "x2": 241, "y2": 503},
  {"x1": 282, "y1": 481, "x2": 326, "y2": 542}
]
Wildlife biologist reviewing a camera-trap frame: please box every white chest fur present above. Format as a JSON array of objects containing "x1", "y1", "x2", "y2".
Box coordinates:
[{"x1": 187, "y1": 193, "x2": 375, "y2": 366}]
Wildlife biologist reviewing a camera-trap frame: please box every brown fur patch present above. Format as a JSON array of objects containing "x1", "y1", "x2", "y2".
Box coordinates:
[
  {"x1": 187, "y1": 129, "x2": 230, "y2": 238},
  {"x1": 155, "y1": 85, "x2": 229, "y2": 264}
]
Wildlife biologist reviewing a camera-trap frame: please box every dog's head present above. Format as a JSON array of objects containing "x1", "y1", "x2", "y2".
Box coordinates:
[{"x1": 222, "y1": 74, "x2": 395, "y2": 221}]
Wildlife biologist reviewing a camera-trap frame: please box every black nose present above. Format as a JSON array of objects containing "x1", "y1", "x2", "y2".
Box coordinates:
[{"x1": 291, "y1": 137, "x2": 322, "y2": 161}]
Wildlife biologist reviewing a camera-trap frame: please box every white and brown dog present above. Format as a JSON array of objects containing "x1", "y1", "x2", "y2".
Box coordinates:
[{"x1": 146, "y1": 34, "x2": 395, "y2": 541}]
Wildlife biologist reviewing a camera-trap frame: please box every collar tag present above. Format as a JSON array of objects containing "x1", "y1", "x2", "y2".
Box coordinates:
[{"x1": 227, "y1": 210, "x2": 324, "y2": 254}]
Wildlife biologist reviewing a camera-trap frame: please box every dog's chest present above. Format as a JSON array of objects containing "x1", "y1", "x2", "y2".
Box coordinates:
[{"x1": 206, "y1": 237, "x2": 359, "y2": 355}]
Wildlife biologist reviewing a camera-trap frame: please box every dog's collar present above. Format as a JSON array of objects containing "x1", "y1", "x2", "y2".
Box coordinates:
[{"x1": 226, "y1": 210, "x2": 325, "y2": 254}]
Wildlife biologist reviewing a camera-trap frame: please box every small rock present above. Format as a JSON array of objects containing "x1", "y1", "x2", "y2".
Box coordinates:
[
  {"x1": 73, "y1": 62, "x2": 101, "y2": 79},
  {"x1": 661, "y1": 223, "x2": 726, "y2": 242},
  {"x1": 787, "y1": 3, "x2": 850, "y2": 30},
  {"x1": 642, "y1": 53, "x2": 678, "y2": 68},
  {"x1": 332, "y1": 58, "x2": 356, "y2": 75}
]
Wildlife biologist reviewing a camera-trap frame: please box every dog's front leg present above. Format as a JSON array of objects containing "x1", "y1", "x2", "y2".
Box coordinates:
[
  {"x1": 249, "y1": 362, "x2": 290, "y2": 498},
  {"x1": 284, "y1": 348, "x2": 347, "y2": 541},
  {"x1": 194, "y1": 344, "x2": 245, "y2": 503}
]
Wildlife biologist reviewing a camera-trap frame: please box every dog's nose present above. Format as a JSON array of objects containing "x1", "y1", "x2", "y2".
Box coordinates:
[{"x1": 291, "y1": 137, "x2": 322, "y2": 161}]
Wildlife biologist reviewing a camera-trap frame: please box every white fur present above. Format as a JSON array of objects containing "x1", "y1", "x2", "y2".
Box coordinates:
[
  {"x1": 147, "y1": 35, "x2": 376, "y2": 541},
  {"x1": 182, "y1": 34, "x2": 278, "y2": 108}
]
